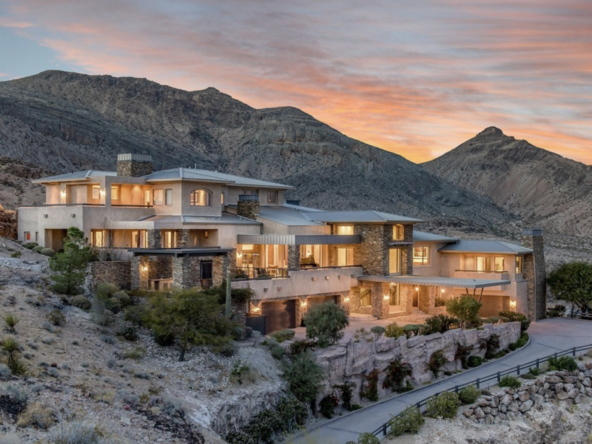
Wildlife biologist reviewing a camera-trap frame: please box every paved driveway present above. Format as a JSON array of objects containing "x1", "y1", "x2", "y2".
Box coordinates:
[{"x1": 285, "y1": 317, "x2": 592, "y2": 444}]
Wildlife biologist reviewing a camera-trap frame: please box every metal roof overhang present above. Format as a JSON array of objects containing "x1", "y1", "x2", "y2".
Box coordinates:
[
  {"x1": 237, "y1": 234, "x2": 362, "y2": 245},
  {"x1": 357, "y1": 275, "x2": 511, "y2": 289},
  {"x1": 129, "y1": 248, "x2": 232, "y2": 257}
]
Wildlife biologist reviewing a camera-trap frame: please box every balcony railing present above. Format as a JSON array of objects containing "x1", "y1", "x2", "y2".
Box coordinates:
[
  {"x1": 299, "y1": 265, "x2": 363, "y2": 270},
  {"x1": 232, "y1": 267, "x2": 288, "y2": 281},
  {"x1": 20, "y1": 203, "x2": 105, "y2": 208},
  {"x1": 111, "y1": 204, "x2": 153, "y2": 208},
  {"x1": 238, "y1": 194, "x2": 259, "y2": 202},
  {"x1": 455, "y1": 269, "x2": 508, "y2": 273}
]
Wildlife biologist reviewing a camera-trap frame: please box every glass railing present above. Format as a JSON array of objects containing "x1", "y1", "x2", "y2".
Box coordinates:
[{"x1": 232, "y1": 267, "x2": 288, "y2": 280}]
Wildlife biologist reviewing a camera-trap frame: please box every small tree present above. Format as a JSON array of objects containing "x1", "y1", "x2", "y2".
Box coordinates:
[
  {"x1": 304, "y1": 302, "x2": 349, "y2": 348},
  {"x1": 548, "y1": 262, "x2": 592, "y2": 315},
  {"x1": 282, "y1": 350, "x2": 324, "y2": 406},
  {"x1": 146, "y1": 290, "x2": 235, "y2": 361},
  {"x1": 49, "y1": 227, "x2": 91, "y2": 295},
  {"x1": 445, "y1": 295, "x2": 482, "y2": 328}
]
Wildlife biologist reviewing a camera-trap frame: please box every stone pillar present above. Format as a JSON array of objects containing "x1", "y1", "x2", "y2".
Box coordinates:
[
  {"x1": 418, "y1": 286, "x2": 431, "y2": 313},
  {"x1": 349, "y1": 287, "x2": 361, "y2": 313},
  {"x1": 288, "y1": 245, "x2": 301, "y2": 271},
  {"x1": 401, "y1": 284, "x2": 414, "y2": 315},
  {"x1": 371, "y1": 282, "x2": 389, "y2": 319},
  {"x1": 131, "y1": 256, "x2": 149, "y2": 290},
  {"x1": 148, "y1": 230, "x2": 162, "y2": 249},
  {"x1": 353, "y1": 224, "x2": 390, "y2": 276},
  {"x1": 213, "y1": 254, "x2": 232, "y2": 287},
  {"x1": 402, "y1": 224, "x2": 414, "y2": 275},
  {"x1": 521, "y1": 228, "x2": 546, "y2": 321},
  {"x1": 237, "y1": 201, "x2": 260, "y2": 220},
  {"x1": 116, "y1": 153, "x2": 153, "y2": 177},
  {"x1": 176, "y1": 229, "x2": 190, "y2": 248}
]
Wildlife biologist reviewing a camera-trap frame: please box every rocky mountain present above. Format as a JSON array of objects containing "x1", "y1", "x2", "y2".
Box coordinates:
[
  {"x1": 0, "y1": 70, "x2": 514, "y2": 236},
  {"x1": 423, "y1": 127, "x2": 592, "y2": 237}
]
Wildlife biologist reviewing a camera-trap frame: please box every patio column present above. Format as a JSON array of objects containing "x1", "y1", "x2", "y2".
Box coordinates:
[
  {"x1": 288, "y1": 245, "x2": 300, "y2": 271},
  {"x1": 371, "y1": 282, "x2": 389, "y2": 319},
  {"x1": 131, "y1": 256, "x2": 149, "y2": 290}
]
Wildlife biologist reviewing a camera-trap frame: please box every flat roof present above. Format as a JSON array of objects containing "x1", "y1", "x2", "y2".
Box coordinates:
[
  {"x1": 357, "y1": 275, "x2": 511, "y2": 289},
  {"x1": 439, "y1": 240, "x2": 532, "y2": 254},
  {"x1": 302, "y1": 210, "x2": 423, "y2": 224},
  {"x1": 413, "y1": 230, "x2": 459, "y2": 243},
  {"x1": 144, "y1": 168, "x2": 293, "y2": 189}
]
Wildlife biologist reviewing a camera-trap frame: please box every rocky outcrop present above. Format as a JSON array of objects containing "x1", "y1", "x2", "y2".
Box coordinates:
[
  {"x1": 0, "y1": 204, "x2": 17, "y2": 239},
  {"x1": 316, "y1": 322, "x2": 521, "y2": 403}
]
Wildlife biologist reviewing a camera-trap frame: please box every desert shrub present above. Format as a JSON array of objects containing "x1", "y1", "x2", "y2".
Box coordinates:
[
  {"x1": 403, "y1": 324, "x2": 422, "y2": 337},
  {"x1": 123, "y1": 347, "x2": 145, "y2": 360},
  {"x1": 116, "y1": 325, "x2": 138, "y2": 341},
  {"x1": 96, "y1": 283, "x2": 119, "y2": 300},
  {"x1": 288, "y1": 339, "x2": 316, "y2": 356},
  {"x1": 467, "y1": 356, "x2": 482, "y2": 368},
  {"x1": 0, "y1": 385, "x2": 28, "y2": 417},
  {"x1": 319, "y1": 393, "x2": 340, "y2": 418},
  {"x1": 91, "y1": 296, "x2": 114, "y2": 327},
  {"x1": 50, "y1": 419, "x2": 118, "y2": 444},
  {"x1": 425, "y1": 392, "x2": 459, "y2": 419},
  {"x1": 50, "y1": 227, "x2": 91, "y2": 295},
  {"x1": 271, "y1": 329, "x2": 295, "y2": 343},
  {"x1": 152, "y1": 327, "x2": 175, "y2": 346},
  {"x1": 424, "y1": 314, "x2": 458, "y2": 335},
  {"x1": 484, "y1": 334, "x2": 500, "y2": 359},
  {"x1": 333, "y1": 382, "x2": 355, "y2": 411},
  {"x1": 499, "y1": 311, "x2": 531, "y2": 333},
  {"x1": 446, "y1": 295, "x2": 482, "y2": 328},
  {"x1": 353, "y1": 327, "x2": 374, "y2": 342},
  {"x1": 458, "y1": 385, "x2": 481, "y2": 404},
  {"x1": 283, "y1": 351, "x2": 324, "y2": 404},
  {"x1": 40, "y1": 248, "x2": 55, "y2": 257},
  {"x1": 11, "y1": 251, "x2": 22, "y2": 258},
  {"x1": 360, "y1": 368, "x2": 380, "y2": 402},
  {"x1": 548, "y1": 355, "x2": 578, "y2": 372},
  {"x1": 33, "y1": 246, "x2": 44, "y2": 253},
  {"x1": 370, "y1": 325, "x2": 386, "y2": 339},
  {"x1": 263, "y1": 337, "x2": 279, "y2": 348},
  {"x1": 230, "y1": 360, "x2": 253, "y2": 385},
  {"x1": 101, "y1": 334, "x2": 117, "y2": 345},
  {"x1": 499, "y1": 376, "x2": 521, "y2": 389},
  {"x1": 384, "y1": 322, "x2": 405, "y2": 339},
  {"x1": 123, "y1": 304, "x2": 150, "y2": 325},
  {"x1": 388, "y1": 405, "x2": 424, "y2": 437},
  {"x1": 0, "y1": 363, "x2": 11, "y2": 378},
  {"x1": 70, "y1": 296, "x2": 91, "y2": 311},
  {"x1": 4, "y1": 314, "x2": 19, "y2": 333},
  {"x1": 355, "y1": 432, "x2": 380, "y2": 444},
  {"x1": 428, "y1": 350, "x2": 448, "y2": 378},
  {"x1": 1, "y1": 337, "x2": 27, "y2": 376},
  {"x1": 304, "y1": 302, "x2": 349, "y2": 348},
  {"x1": 47, "y1": 310, "x2": 66, "y2": 327},
  {"x1": 382, "y1": 358, "x2": 413, "y2": 392},
  {"x1": 24, "y1": 242, "x2": 38, "y2": 249},
  {"x1": 112, "y1": 290, "x2": 131, "y2": 308},
  {"x1": 270, "y1": 345, "x2": 286, "y2": 360},
  {"x1": 104, "y1": 298, "x2": 122, "y2": 314},
  {"x1": 16, "y1": 402, "x2": 56, "y2": 430},
  {"x1": 528, "y1": 366, "x2": 541, "y2": 377},
  {"x1": 455, "y1": 343, "x2": 473, "y2": 369}
]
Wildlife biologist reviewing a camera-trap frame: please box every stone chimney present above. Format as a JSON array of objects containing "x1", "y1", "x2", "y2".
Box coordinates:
[
  {"x1": 116, "y1": 153, "x2": 153, "y2": 177},
  {"x1": 237, "y1": 194, "x2": 260, "y2": 220},
  {"x1": 521, "y1": 228, "x2": 546, "y2": 321}
]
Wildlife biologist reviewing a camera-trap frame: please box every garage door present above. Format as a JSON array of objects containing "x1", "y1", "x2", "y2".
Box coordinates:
[
  {"x1": 308, "y1": 295, "x2": 338, "y2": 309},
  {"x1": 262, "y1": 300, "x2": 296, "y2": 334}
]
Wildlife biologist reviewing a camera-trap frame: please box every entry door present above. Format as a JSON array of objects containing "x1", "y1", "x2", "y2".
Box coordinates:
[{"x1": 200, "y1": 261, "x2": 213, "y2": 288}]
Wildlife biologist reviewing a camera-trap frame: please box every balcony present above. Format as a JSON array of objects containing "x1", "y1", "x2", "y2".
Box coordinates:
[
  {"x1": 231, "y1": 266, "x2": 363, "y2": 301},
  {"x1": 454, "y1": 270, "x2": 510, "y2": 281},
  {"x1": 232, "y1": 267, "x2": 289, "y2": 280}
]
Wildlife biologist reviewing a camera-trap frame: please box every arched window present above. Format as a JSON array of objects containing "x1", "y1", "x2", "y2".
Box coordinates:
[{"x1": 190, "y1": 189, "x2": 212, "y2": 206}]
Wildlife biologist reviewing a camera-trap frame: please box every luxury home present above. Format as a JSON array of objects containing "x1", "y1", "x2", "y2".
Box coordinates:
[{"x1": 18, "y1": 154, "x2": 546, "y2": 333}]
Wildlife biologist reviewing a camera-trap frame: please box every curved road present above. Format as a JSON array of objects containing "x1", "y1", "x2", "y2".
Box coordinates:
[{"x1": 286, "y1": 318, "x2": 592, "y2": 444}]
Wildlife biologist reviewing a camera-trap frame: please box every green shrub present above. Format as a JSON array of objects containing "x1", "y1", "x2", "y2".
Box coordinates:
[
  {"x1": 528, "y1": 367, "x2": 541, "y2": 377},
  {"x1": 484, "y1": 334, "x2": 500, "y2": 359},
  {"x1": 33, "y1": 245, "x2": 43, "y2": 253},
  {"x1": 112, "y1": 290, "x2": 131, "y2": 307},
  {"x1": 40, "y1": 248, "x2": 55, "y2": 257},
  {"x1": 24, "y1": 242, "x2": 38, "y2": 249},
  {"x1": 47, "y1": 310, "x2": 66, "y2": 327},
  {"x1": 446, "y1": 295, "x2": 482, "y2": 328},
  {"x1": 304, "y1": 302, "x2": 349, "y2": 348},
  {"x1": 270, "y1": 345, "x2": 286, "y2": 360},
  {"x1": 1, "y1": 336, "x2": 27, "y2": 375},
  {"x1": 333, "y1": 382, "x2": 355, "y2": 411},
  {"x1": 488, "y1": 316, "x2": 500, "y2": 324},
  {"x1": 96, "y1": 283, "x2": 119, "y2": 300},
  {"x1": 385, "y1": 322, "x2": 405, "y2": 339},
  {"x1": 403, "y1": 324, "x2": 421, "y2": 337},
  {"x1": 499, "y1": 376, "x2": 521, "y2": 389},
  {"x1": 548, "y1": 355, "x2": 578, "y2": 372},
  {"x1": 70, "y1": 295, "x2": 91, "y2": 311},
  {"x1": 388, "y1": 405, "x2": 424, "y2": 437},
  {"x1": 370, "y1": 325, "x2": 385, "y2": 339},
  {"x1": 458, "y1": 385, "x2": 481, "y2": 404},
  {"x1": 356, "y1": 432, "x2": 380, "y2": 444},
  {"x1": 11, "y1": 251, "x2": 22, "y2": 258},
  {"x1": 116, "y1": 325, "x2": 139, "y2": 341},
  {"x1": 283, "y1": 351, "x2": 324, "y2": 403},
  {"x1": 455, "y1": 343, "x2": 473, "y2": 369},
  {"x1": 425, "y1": 392, "x2": 459, "y2": 419},
  {"x1": 467, "y1": 356, "x2": 482, "y2": 368},
  {"x1": 499, "y1": 311, "x2": 531, "y2": 333},
  {"x1": 382, "y1": 358, "x2": 413, "y2": 392},
  {"x1": 428, "y1": 350, "x2": 448, "y2": 378},
  {"x1": 104, "y1": 298, "x2": 122, "y2": 314},
  {"x1": 263, "y1": 337, "x2": 279, "y2": 348},
  {"x1": 319, "y1": 394, "x2": 340, "y2": 418},
  {"x1": 271, "y1": 329, "x2": 295, "y2": 343},
  {"x1": 360, "y1": 368, "x2": 380, "y2": 402},
  {"x1": 288, "y1": 339, "x2": 316, "y2": 356},
  {"x1": 4, "y1": 314, "x2": 19, "y2": 333},
  {"x1": 424, "y1": 314, "x2": 458, "y2": 335},
  {"x1": 124, "y1": 347, "x2": 146, "y2": 360}
]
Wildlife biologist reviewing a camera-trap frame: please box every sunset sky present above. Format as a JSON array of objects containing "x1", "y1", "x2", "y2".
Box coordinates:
[{"x1": 1, "y1": 0, "x2": 591, "y2": 164}]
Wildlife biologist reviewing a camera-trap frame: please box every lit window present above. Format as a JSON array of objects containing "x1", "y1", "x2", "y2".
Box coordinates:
[
  {"x1": 360, "y1": 288, "x2": 371, "y2": 306},
  {"x1": 162, "y1": 230, "x2": 177, "y2": 248},
  {"x1": 494, "y1": 257, "x2": 505, "y2": 272},
  {"x1": 165, "y1": 189, "x2": 173, "y2": 206},
  {"x1": 516, "y1": 256, "x2": 523, "y2": 274},
  {"x1": 393, "y1": 224, "x2": 404, "y2": 241},
  {"x1": 92, "y1": 185, "x2": 101, "y2": 200},
  {"x1": 337, "y1": 247, "x2": 354, "y2": 266},
  {"x1": 144, "y1": 190, "x2": 151, "y2": 206},
  {"x1": 190, "y1": 189, "x2": 212, "y2": 206},
  {"x1": 389, "y1": 283, "x2": 400, "y2": 306},
  {"x1": 389, "y1": 248, "x2": 402, "y2": 274},
  {"x1": 221, "y1": 193, "x2": 225, "y2": 205},
  {"x1": 153, "y1": 190, "x2": 164, "y2": 206},
  {"x1": 267, "y1": 191, "x2": 278, "y2": 204},
  {"x1": 413, "y1": 246, "x2": 429, "y2": 265},
  {"x1": 111, "y1": 186, "x2": 119, "y2": 201},
  {"x1": 337, "y1": 225, "x2": 354, "y2": 235},
  {"x1": 91, "y1": 230, "x2": 105, "y2": 248},
  {"x1": 241, "y1": 244, "x2": 254, "y2": 251}
]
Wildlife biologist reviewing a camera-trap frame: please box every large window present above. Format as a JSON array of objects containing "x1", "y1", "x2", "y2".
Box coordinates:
[
  {"x1": 393, "y1": 224, "x2": 404, "y2": 241},
  {"x1": 516, "y1": 256, "x2": 523, "y2": 274},
  {"x1": 337, "y1": 247, "x2": 354, "y2": 266},
  {"x1": 162, "y1": 230, "x2": 177, "y2": 248},
  {"x1": 473, "y1": 256, "x2": 506, "y2": 272},
  {"x1": 301, "y1": 244, "x2": 329, "y2": 267},
  {"x1": 91, "y1": 230, "x2": 107, "y2": 248},
  {"x1": 267, "y1": 191, "x2": 278, "y2": 204},
  {"x1": 337, "y1": 225, "x2": 354, "y2": 235},
  {"x1": 494, "y1": 257, "x2": 505, "y2": 272},
  {"x1": 153, "y1": 189, "x2": 164, "y2": 206},
  {"x1": 389, "y1": 248, "x2": 402, "y2": 274},
  {"x1": 190, "y1": 189, "x2": 212, "y2": 206},
  {"x1": 131, "y1": 230, "x2": 148, "y2": 248},
  {"x1": 92, "y1": 185, "x2": 101, "y2": 200},
  {"x1": 165, "y1": 189, "x2": 173, "y2": 206},
  {"x1": 111, "y1": 186, "x2": 119, "y2": 201},
  {"x1": 413, "y1": 246, "x2": 430, "y2": 265},
  {"x1": 360, "y1": 288, "x2": 372, "y2": 306}
]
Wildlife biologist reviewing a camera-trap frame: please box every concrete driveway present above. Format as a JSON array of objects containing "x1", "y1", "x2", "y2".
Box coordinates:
[{"x1": 285, "y1": 317, "x2": 592, "y2": 444}]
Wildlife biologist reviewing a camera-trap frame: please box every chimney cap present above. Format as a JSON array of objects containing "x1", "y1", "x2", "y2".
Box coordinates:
[
  {"x1": 522, "y1": 228, "x2": 543, "y2": 236},
  {"x1": 117, "y1": 153, "x2": 152, "y2": 162}
]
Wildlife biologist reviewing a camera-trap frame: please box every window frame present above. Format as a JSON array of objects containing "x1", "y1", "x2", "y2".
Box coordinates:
[
  {"x1": 24, "y1": 231, "x2": 31, "y2": 241},
  {"x1": 516, "y1": 256, "x2": 523, "y2": 274},
  {"x1": 190, "y1": 189, "x2": 212, "y2": 207},
  {"x1": 393, "y1": 224, "x2": 405, "y2": 241},
  {"x1": 413, "y1": 246, "x2": 430, "y2": 265},
  {"x1": 165, "y1": 189, "x2": 173, "y2": 206},
  {"x1": 267, "y1": 190, "x2": 278, "y2": 204},
  {"x1": 153, "y1": 189, "x2": 164, "y2": 206}
]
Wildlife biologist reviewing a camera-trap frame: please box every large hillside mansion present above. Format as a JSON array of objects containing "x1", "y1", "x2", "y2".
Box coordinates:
[{"x1": 18, "y1": 154, "x2": 546, "y2": 333}]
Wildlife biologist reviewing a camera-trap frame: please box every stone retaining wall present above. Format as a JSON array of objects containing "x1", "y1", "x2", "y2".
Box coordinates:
[
  {"x1": 87, "y1": 261, "x2": 131, "y2": 291},
  {"x1": 316, "y1": 322, "x2": 521, "y2": 404},
  {"x1": 463, "y1": 369, "x2": 592, "y2": 424}
]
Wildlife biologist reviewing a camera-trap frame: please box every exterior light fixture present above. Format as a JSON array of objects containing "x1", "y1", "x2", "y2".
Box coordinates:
[
  {"x1": 301, "y1": 300, "x2": 307, "y2": 307},
  {"x1": 60, "y1": 190, "x2": 67, "y2": 201},
  {"x1": 415, "y1": 287, "x2": 419, "y2": 291},
  {"x1": 344, "y1": 297, "x2": 350, "y2": 303},
  {"x1": 253, "y1": 305, "x2": 260, "y2": 313},
  {"x1": 142, "y1": 265, "x2": 148, "y2": 272},
  {"x1": 237, "y1": 252, "x2": 243, "y2": 258},
  {"x1": 99, "y1": 188, "x2": 106, "y2": 197},
  {"x1": 383, "y1": 294, "x2": 390, "y2": 301},
  {"x1": 204, "y1": 230, "x2": 209, "y2": 238},
  {"x1": 71, "y1": 214, "x2": 76, "y2": 218},
  {"x1": 441, "y1": 288, "x2": 445, "y2": 293},
  {"x1": 510, "y1": 300, "x2": 517, "y2": 310}
]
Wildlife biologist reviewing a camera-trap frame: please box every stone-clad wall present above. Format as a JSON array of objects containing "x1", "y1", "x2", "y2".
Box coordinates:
[
  {"x1": 316, "y1": 322, "x2": 521, "y2": 404},
  {"x1": 237, "y1": 201, "x2": 260, "y2": 220},
  {"x1": 463, "y1": 369, "x2": 592, "y2": 425},
  {"x1": 354, "y1": 224, "x2": 390, "y2": 276},
  {"x1": 116, "y1": 158, "x2": 153, "y2": 177},
  {"x1": 87, "y1": 261, "x2": 132, "y2": 291},
  {"x1": 521, "y1": 230, "x2": 546, "y2": 321}
]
